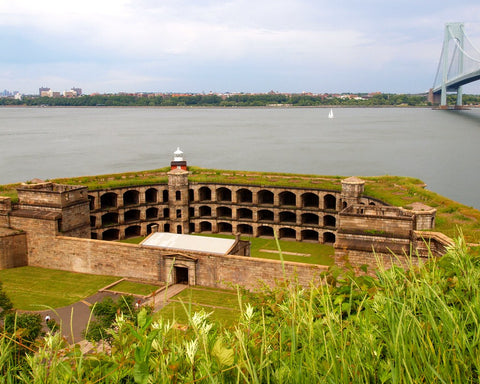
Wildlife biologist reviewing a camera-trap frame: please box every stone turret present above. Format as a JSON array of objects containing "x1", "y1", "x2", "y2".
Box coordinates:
[
  {"x1": 341, "y1": 176, "x2": 365, "y2": 209},
  {"x1": 168, "y1": 148, "x2": 190, "y2": 234}
]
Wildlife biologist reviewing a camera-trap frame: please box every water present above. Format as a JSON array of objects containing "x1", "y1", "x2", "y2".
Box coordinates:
[{"x1": 1, "y1": 106, "x2": 479, "y2": 209}]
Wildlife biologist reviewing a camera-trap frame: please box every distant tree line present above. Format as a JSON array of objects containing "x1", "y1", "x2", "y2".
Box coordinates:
[{"x1": 1, "y1": 92, "x2": 480, "y2": 107}]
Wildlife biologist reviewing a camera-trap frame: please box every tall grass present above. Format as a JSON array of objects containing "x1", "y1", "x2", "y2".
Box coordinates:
[{"x1": 2, "y1": 237, "x2": 480, "y2": 382}]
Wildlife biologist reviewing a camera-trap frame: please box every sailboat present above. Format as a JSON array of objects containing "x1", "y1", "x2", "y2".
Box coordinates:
[{"x1": 328, "y1": 108, "x2": 334, "y2": 119}]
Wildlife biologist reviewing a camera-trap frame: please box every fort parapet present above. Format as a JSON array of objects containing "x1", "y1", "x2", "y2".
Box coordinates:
[{"x1": 0, "y1": 149, "x2": 453, "y2": 286}]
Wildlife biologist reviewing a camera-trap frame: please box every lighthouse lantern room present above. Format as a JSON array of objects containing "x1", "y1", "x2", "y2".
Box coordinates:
[{"x1": 171, "y1": 147, "x2": 187, "y2": 170}]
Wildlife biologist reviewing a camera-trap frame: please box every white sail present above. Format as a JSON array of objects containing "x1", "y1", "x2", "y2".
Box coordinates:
[{"x1": 328, "y1": 108, "x2": 334, "y2": 119}]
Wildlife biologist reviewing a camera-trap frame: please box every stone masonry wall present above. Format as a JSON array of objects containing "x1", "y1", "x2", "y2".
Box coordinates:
[
  {"x1": 26, "y1": 235, "x2": 328, "y2": 290},
  {"x1": 0, "y1": 230, "x2": 27, "y2": 269}
]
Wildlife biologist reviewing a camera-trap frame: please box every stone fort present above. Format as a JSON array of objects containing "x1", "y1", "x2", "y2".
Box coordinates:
[{"x1": 0, "y1": 149, "x2": 452, "y2": 289}]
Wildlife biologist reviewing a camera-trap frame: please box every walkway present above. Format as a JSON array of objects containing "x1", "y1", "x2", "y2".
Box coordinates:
[{"x1": 40, "y1": 284, "x2": 188, "y2": 344}]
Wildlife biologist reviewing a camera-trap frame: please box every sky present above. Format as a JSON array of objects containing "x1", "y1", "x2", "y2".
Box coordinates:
[{"x1": 2, "y1": 0, "x2": 480, "y2": 95}]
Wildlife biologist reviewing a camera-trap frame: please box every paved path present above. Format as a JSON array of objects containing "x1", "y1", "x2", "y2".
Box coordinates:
[
  {"x1": 145, "y1": 283, "x2": 188, "y2": 311},
  {"x1": 39, "y1": 284, "x2": 188, "y2": 344}
]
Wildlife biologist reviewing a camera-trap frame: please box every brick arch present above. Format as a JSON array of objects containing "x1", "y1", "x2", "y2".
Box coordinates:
[
  {"x1": 145, "y1": 188, "x2": 158, "y2": 203},
  {"x1": 279, "y1": 227, "x2": 296, "y2": 239},
  {"x1": 301, "y1": 230, "x2": 319, "y2": 241},
  {"x1": 216, "y1": 187, "x2": 232, "y2": 202},
  {"x1": 236, "y1": 188, "x2": 253, "y2": 203},
  {"x1": 198, "y1": 186, "x2": 211, "y2": 201},
  {"x1": 102, "y1": 228, "x2": 119, "y2": 241},
  {"x1": 258, "y1": 190, "x2": 274, "y2": 205},
  {"x1": 258, "y1": 225, "x2": 274, "y2": 237},
  {"x1": 301, "y1": 192, "x2": 319, "y2": 208},
  {"x1": 279, "y1": 191, "x2": 296, "y2": 207},
  {"x1": 100, "y1": 192, "x2": 117, "y2": 209},
  {"x1": 237, "y1": 224, "x2": 253, "y2": 235},
  {"x1": 123, "y1": 190, "x2": 139, "y2": 206},
  {"x1": 218, "y1": 222, "x2": 233, "y2": 233}
]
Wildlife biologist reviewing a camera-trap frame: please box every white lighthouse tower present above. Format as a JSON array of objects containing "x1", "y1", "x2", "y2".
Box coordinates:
[{"x1": 171, "y1": 147, "x2": 187, "y2": 170}]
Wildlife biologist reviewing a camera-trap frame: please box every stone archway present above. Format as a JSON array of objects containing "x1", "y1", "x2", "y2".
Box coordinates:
[{"x1": 164, "y1": 255, "x2": 197, "y2": 286}]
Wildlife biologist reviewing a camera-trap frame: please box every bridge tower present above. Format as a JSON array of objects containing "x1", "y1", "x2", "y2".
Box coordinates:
[{"x1": 440, "y1": 22, "x2": 465, "y2": 107}]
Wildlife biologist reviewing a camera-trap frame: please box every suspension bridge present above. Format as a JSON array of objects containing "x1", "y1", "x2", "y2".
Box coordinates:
[{"x1": 429, "y1": 22, "x2": 480, "y2": 108}]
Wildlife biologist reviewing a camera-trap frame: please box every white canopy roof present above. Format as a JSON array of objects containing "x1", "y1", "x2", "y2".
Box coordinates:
[{"x1": 141, "y1": 232, "x2": 235, "y2": 255}]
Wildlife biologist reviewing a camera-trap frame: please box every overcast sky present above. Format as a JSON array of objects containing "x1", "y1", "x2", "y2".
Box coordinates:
[{"x1": 2, "y1": 0, "x2": 480, "y2": 95}]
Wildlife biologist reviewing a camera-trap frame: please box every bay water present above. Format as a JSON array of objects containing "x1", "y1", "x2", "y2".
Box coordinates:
[{"x1": 1, "y1": 106, "x2": 479, "y2": 209}]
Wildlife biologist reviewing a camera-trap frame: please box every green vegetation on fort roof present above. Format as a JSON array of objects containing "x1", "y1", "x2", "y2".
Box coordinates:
[{"x1": 2, "y1": 166, "x2": 480, "y2": 243}]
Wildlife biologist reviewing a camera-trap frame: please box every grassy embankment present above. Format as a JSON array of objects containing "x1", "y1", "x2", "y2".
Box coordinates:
[
  {"x1": 2, "y1": 237, "x2": 480, "y2": 382},
  {"x1": 0, "y1": 267, "x2": 118, "y2": 310},
  {"x1": 1, "y1": 166, "x2": 479, "y2": 243}
]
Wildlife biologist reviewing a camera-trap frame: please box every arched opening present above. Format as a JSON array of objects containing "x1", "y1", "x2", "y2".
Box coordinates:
[
  {"x1": 189, "y1": 223, "x2": 195, "y2": 233},
  {"x1": 324, "y1": 194, "x2": 336, "y2": 210},
  {"x1": 237, "y1": 208, "x2": 253, "y2": 220},
  {"x1": 176, "y1": 209, "x2": 182, "y2": 218},
  {"x1": 123, "y1": 190, "x2": 139, "y2": 206},
  {"x1": 236, "y1": 188, "x2": 253, "y2": 203},
  {"x1": 146, "y1": 207, "x2": 158, "y2": 220},
  {"x1": 199, "y1": 187, "x2": 211, "y2": 201},
  {"x1": 162, "y1": 190, "x2": 169, "y2": 202},
  {"x1": 369, "y1": 201, "x2": 376, "y2": 206},
  {"x1": 301, "y1": 213, "x2": 319, "y2": 225},
  {"x1": 323, "y1": 232, "x2": 336, "y2": 244},
  {"x1": 90, "y1": 216, "x2": 96, "y2": 227},
  {"x1": 102, "y1": 228, "x2": 119, "y2": 241},
  {"x1": 218, "y1": 222, "x2": 233, "y2": 233},
  {"x1": 216, "y1": 187, "x2": 232, "y2": 202},
  {"x1": 175, "y1": 191, "x2": 181, "y2": 201},
  {"x1": 237, "y1": 224, "x2": 253, "y2": 235},
  {"x1": 100, "y1": 192, "x2": 117, "y2": 209},
  {"x1": 258, "y1": 225, "x2": 274, "y2": 238},
  {"x1": 301, "y1": 193, "x2": 319, "y2": 208},
  {"x1": 279, "y1": 227, "x2": 296, "y2": 240},
  {"x1": 258, "y1": 209, "x2": 274, "y2": 222},
  {"x1": 323, "y1": 215, "x2": 336, "y2": 227},
  {"x1": 164, "y1": 223, "x2": 170, "y2": 232},
  {"x1": 279, "y1": 211, "x2": 296, "y2": 223},
  {"x1": 146, "y1": 223, "x2": 157, "y2": 235},
  {"x1": 301, "y1": 230, "x2": 319, "y2": 241},
  {"x1": 258, "y1": 190, "x2": 274, "y2": 205},
  {"x1": 101, "y1": 212, "x2": 118, "y2": 226},
  {"x1": 279, "y1": 191, "x2": 296, "y2": 207},
  {"x1": 199, "y1": 221, "x2": 212, "y2": 232},
  {"x1": 124, "y1": 209, "x2": 140, "y2": 223},
  {"x1": 217, "y1": 206, "x2": 232, "y2": 218},
  {"x1": 88, "y1": 195, "x2": 95, "y2": 210},
  {"x1": 145, "y1": 188, "x2": 158, "y2": 203},
  {"x1": 175, "y1": 266, "x2": 189, "y2": 284},
  {"x1": 163, "y1": 208, "x2": 170, "y2": 218},
  {"x1": 177, "y1": 225, "x2": 182, "y2": 234},
  {"x1": 199, "y1": 206, "x2": 212, "y2": 217},
  {"x1": 189, "y1": 207, "x2": 194, "y2": 217},
  {"x1": 189, "y1": 189, "x2": 194, "y2": 202},
  {"x1": 91, "y1": 232, "x2": 97, "y2": 240},
  {"x1": 125, "y1": 225, "x2": 141, "y2": 238}
]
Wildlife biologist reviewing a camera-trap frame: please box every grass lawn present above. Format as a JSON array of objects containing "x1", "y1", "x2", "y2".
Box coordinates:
[
  {"x1": 196, "y1": 234, "x2": 335, "y2": 265},
  {"x1": 119, "y1": 236, "x2": 145, "y2": 245},
  {"x1": 0, "y1": 266, "x2": 118, "y2": 310},
  {"x1": 108, "y1": 280, "x2": 162, "y2": 296},
  {"x1": 157, "y1": 287, "x2": 248, "y2": 326},
  {"x1": 121, "y1": 233, "x2": 334, "y2": 265}
]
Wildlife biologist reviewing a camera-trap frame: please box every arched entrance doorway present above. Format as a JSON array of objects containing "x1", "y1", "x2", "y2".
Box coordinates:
[{"x1": 175, "y1": 266, "x2": 189, "y2": 284}]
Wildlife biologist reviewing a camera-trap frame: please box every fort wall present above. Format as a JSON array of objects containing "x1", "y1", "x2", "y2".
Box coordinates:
[{"x1": 26, "y1": 235, "x2": 327, "y2": 290}]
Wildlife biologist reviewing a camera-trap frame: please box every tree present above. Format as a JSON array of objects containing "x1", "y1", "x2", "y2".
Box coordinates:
[{"x1": 0, "y1": 281, "x2": 13, "y2": 318}]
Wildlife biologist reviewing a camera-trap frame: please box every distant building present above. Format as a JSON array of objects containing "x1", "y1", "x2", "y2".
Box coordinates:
[
  {"x1": 39, "y1": 87, "x2": 50, "y2": 96},
  {"x1": 71, "y1": 87, "x2": 82, "y2": 96}
]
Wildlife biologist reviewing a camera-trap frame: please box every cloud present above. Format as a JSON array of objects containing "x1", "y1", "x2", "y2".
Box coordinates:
[{"x1": 1, "y1": 0, "x2": 480, "y2": 93}]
